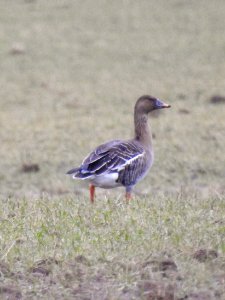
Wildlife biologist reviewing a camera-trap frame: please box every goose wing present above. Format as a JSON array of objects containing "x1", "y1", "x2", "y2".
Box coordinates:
[{"x1": 67, "y1": 140, "x2": 145, "y2": 178}]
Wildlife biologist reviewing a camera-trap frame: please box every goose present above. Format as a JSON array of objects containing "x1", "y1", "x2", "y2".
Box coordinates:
[{"x1": 67, "y1": 95, "x2": 170, "y2": 202}]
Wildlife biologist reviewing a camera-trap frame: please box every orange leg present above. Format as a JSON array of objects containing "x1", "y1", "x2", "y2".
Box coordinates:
[
  {"x1": 125, "y1": 191, "x2": 132, "y2": 202},
  {"x1": 89, "y1": 184, "x2": 95, "y2": 203}
]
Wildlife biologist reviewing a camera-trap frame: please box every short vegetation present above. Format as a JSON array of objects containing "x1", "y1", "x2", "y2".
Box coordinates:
[{"x1": 0, "y1": 1, "x2": 225, "y2": 299}]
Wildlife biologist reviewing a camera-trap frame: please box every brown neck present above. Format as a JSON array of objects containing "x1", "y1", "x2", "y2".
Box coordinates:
[{"x1": 134, "y1": 111, "x2": 152, "y2": 148}]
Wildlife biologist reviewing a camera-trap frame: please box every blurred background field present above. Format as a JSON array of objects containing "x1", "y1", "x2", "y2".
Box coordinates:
[
  {"x1": 1, "y1": 0, "x2": 225, "y2": 199},
  {"x1": 0, "y1": 0, "x2": 225, "y2": 299}
]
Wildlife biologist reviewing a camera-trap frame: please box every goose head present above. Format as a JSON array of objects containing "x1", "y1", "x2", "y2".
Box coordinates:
[{"x1": 135, "y1": 95, "x2": 171, "y2": 115}]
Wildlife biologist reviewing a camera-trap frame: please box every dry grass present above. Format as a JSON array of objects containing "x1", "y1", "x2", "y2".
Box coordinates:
[{"x1": 0, "y1": 0, "x2": 225, "y2": 299}]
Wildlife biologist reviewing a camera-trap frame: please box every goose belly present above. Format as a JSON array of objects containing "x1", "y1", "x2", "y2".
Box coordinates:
[{"x1": 90, "y1": 173, "x2": 121, "y2": 189}]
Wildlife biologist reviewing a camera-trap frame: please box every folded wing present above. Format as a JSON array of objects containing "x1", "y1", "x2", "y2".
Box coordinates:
[{"x1": 67, "y1": 140, "x2": 145, "y2": 181}]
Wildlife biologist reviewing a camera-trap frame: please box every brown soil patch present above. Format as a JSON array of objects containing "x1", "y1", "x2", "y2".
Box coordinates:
[
  {"x1": 9, "y1": 44, "x2": 26, "y2": 55},
  {"x1": 74, "y1": 255, "x2": 90, "y2": 266},
  {"x1": 0, "y1": 262, "x2": 13, "y2": 277},
  {"x1": 178, "y1": 108, "x2": 190, "y2": 114},
  {"x1": 0, "y1": 285, "x2": 22, "y2": 300},
  {"x1": 29, "y1": 258, "x2": 60, "y2": 277},
  {"x1": 158, "y1": 259, "x2": 177, "y2": 272},
  {"x1": 21, "y1": 163, "x2": 40, "y2": 173},
  {"x1": 137, "y1": 280, "x2": 175, "y2": 300},
  {"x1": 29, "y1": 266, "x2": 50, "y2": 276},
  {"x1": 193, "y1": 249, "x2": 218, "y2": 262},
  {"x1": 142, "y1": 258, "x2": 177, "y2": 272},
  {"x1": 209, "y1": 95, "x2": 225, "y2": 104},
  {"x1": 186, "y1": 290, "x2": 214, "y2": 300}
]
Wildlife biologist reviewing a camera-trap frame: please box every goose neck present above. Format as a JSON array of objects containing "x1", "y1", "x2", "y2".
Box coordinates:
[{"x1": 134, "y1": 112, "x2": 152, "y2": 147}]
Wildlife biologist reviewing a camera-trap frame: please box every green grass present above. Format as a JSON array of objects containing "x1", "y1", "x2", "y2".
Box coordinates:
[
  {"x1": 1, "y1": 193, "x2": 225, "y2": 298},
  {"x1": 0, "y1": 0, "x2": 225, "y2": 298}
]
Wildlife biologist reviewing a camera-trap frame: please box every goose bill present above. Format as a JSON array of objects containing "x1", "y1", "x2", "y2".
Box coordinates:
[{"x1": 155, "y1": 99, "x2": 171, "y2": 109}]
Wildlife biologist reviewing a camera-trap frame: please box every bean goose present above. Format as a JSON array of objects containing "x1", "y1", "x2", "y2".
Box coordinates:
[{"x1": 67, "y1": 95, "x2": 170, "y2": 202}]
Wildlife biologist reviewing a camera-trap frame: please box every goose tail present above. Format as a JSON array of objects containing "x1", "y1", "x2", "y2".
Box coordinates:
[
  {"x1": 66, "y1": 167, "x2": 93, "y2": 179},
  {"x1": 66, "y1": 167, "x2": 79, "y2": 177}
]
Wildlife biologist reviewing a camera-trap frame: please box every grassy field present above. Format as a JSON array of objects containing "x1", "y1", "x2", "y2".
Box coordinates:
[{"x1": 1, "y1": 0, "x2": 225, "y2": 299}]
